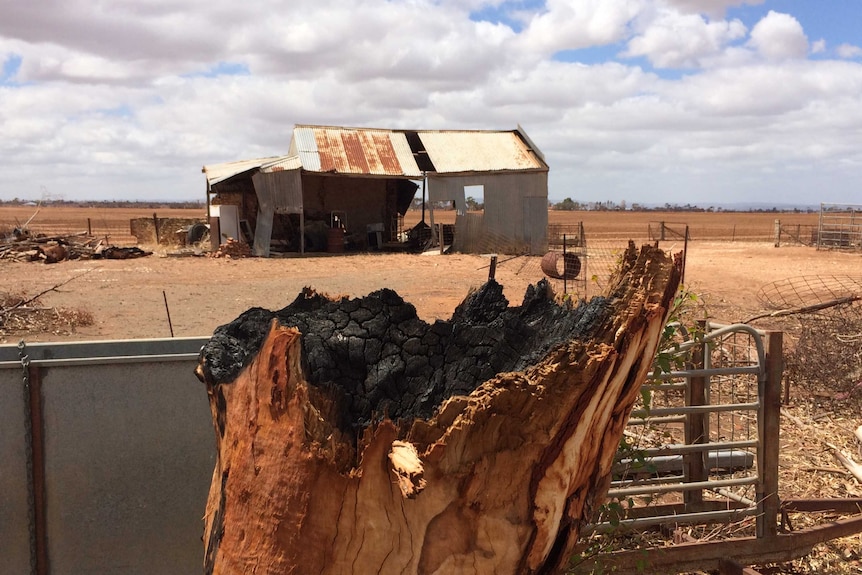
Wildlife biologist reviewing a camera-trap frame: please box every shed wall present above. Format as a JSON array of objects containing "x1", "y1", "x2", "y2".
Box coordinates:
[{"x1": 429, "y1": 172, "x2": 548, "y2": 254}]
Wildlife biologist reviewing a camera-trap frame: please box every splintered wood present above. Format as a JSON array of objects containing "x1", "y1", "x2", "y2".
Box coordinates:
[{"x1": 195, "y1": 242, "x2": 682, "y2": 575}]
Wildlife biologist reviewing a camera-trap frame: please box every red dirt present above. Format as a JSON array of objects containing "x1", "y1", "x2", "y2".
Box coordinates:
[
  {"x1": 0, "y1": 206, "x2": 855, "y2": 342},
  {"x1": 1, "y1": 236, "x2": 857, "y2": 343}
]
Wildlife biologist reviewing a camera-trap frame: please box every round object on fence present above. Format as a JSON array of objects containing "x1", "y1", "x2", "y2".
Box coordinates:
[
  {"x1": 327, "y1": 227, "x2": 345, "y2": 253},
  {"x1": 563, "y1": 253, "x2": 581, "y2": 279},
  {"x1": 541, "y1": 252, "x2": 581, "y2": 280},
  {"x1": 541, "y1": 252, "x2": 563, "y2": 279}
]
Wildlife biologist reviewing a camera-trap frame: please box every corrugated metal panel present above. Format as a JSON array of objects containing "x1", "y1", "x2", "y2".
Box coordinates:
[
  {"x1": 429, "y1": 172, "x2": 547, "y2": 255},
  {"x1": 202, "y1": 157, "x2": 282, "y2": 185},
  {"x1": 260, "y1": 155, "x2": 302, "y2": 173},
  {"x1": 389, "y1": 132, "x2": 420, "y2": 174},
  {"x1": 291, "y1": 126, "x2": 422, "y2": 177},
  {"x1": 253, "y1": 170, "x2": 303, "y2": 213},
  {"x1": 293, "y1": 127, "x2": 321, "y2": 172},
  {"x1": 417, "y1": 131, "x2": 546, "y2": 174}
]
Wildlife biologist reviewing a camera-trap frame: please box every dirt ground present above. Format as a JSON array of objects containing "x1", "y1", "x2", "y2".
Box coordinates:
[{"x1": 0, "y1": 239, "x2": 856, "y2": 343}]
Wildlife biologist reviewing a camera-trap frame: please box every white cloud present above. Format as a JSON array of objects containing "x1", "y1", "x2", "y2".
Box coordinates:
[
  {"x1": 1, "y1": 0, "x2": 862, "y2": 206},
  {"x1": 811, "y1": 39, "x2": 826, "y2": 54},
  {"x1": 748, "y1": 10, "x2": 808, "y2": 60},
  {"x1": 836, "y1": 43, "x2": 862, "y2": 59},
  {"x1": 662, "y1": 0, "x2": 765, "y2": 19},
  {"x1": 518, "y1": 0, "x2": 644, "y2": 55},
  {"x1": 624, "y1": 10, "x2": 747, "y2": 68}
]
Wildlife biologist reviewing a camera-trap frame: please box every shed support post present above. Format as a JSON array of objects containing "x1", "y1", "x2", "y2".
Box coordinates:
[{"x1": 300, "y1": 211, "x2": 305, "y2": 255}]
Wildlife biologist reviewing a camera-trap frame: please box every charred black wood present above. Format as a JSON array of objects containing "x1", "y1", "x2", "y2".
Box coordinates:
[{"x1": 197, "y1": 279, "x2": 610, "y2": 430}]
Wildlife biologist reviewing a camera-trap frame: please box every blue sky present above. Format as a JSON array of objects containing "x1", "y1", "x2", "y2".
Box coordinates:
[{"x1": 1, "y1": 0, "x2": 861, "y2": 206}]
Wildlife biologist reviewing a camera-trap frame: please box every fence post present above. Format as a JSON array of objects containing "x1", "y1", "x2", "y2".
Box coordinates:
[
  {"x1": 684, "y1": 321, "x2": 707, "y2": 510},
  {"x1": 817, "y1": 203, "x2": 824, "y2": 250},
  {"x1": 152, "y1": 212, "x2": 160, "y2": 244},
  {"x1": 758, "y1": 331, "x2": 782, "y2": 538},
  {"x1": 773, "y1": 219, "x2": 780, "y2": 247}
]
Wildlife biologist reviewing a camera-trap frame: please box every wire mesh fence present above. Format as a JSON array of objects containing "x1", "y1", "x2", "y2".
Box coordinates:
[
  {"x1": 817, "y1": 203, "x2": 862, "y2": 251},
  {"x1": 757, "y1": 276, "x2": 862, "y2": 399}
]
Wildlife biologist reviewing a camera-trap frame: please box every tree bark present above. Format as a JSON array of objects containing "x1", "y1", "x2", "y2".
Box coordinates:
[{"x1": 195, "y1": 242, "x2": 682, "y2": 575}]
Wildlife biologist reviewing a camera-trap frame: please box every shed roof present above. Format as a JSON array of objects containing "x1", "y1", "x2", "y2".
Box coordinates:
[
  {"x1": 416, "y1": 130, "x2": 546, "y2": 174},
  {"x1": 292, "y1": 126, "x2": 422, "y2": 178},
  {"x1": 204, "y1": 125, "x2": 548, "y2": 185},
  {"x1": 260, "y1": 155, "x2": 303, "y2": 173},
  {"x1": 290, "y1": 125, "x2": 548, "y2": 177},
  {"x1": 202, "y1": 156, "x2": 283, "y2": 185}
]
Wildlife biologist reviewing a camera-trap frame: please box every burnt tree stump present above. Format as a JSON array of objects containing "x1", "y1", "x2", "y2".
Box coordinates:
[{"x1": 195, "y1": 242, "x2": 682, "y2": 575}]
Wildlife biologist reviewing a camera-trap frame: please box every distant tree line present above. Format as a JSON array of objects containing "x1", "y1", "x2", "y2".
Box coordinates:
[
  {"x1": 409, "y1": 197, "x2": 484, "y2": 211},
  {"x1": 550, "y1": 197, "x2": 817, "y2": 213},
  {"x1": 0, "y1": 198, "x2": 206, "y2": 209}
]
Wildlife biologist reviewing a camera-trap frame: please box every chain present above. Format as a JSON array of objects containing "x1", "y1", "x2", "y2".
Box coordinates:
[
  {"x1": 18, "y1": 339, "x2": 37, "y2": 575},
  {"x1": 18, "y1": 339, "x2": 30, "y2": 386}
]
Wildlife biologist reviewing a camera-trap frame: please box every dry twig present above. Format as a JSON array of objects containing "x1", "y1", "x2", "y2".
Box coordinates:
[
  {"x1": 744, "y1": 295, "x2": 861, "y2": 324},
  {"x1": 825, "y1": 442, "x2": 862, "y2": 483},
  {"x1": 0, "y1": 272, "x2": 91, "y2": 315}
]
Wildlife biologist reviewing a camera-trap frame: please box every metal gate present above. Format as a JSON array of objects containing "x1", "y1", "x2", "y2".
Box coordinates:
[
  {"x1": 0, "y1": 337, "x2": 214, "y2": 575},
  {"x1": 818, "y1": 203, "x2": 862, "y2": 250},
  {"x1": 588, "y1": 323, "x2": 779, "y2": 534},
  {"x1": 579, "y1": 322, "x2": 862, "y2": 574}
]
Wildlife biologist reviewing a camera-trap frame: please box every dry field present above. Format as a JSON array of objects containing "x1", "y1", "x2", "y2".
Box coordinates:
[
  {"x1": 1, "y1": 204, "x2": 207, "y2": 245},
  {"x1": 2, "y1": 205, "x2": 861, "y2": 573},
  {"x1": 3, "y1": 204, "x2": 819, "y2": 246},
  {"x1": 1, "y1": 205, "x2": 835, "y2": 342},
  {"x1": 406, "y1": 208, "x2": 821, "y2": 242}
]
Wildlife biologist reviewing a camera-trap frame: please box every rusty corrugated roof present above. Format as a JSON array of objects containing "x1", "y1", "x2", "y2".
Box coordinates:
[
  {"x1": 206, "y1": 126, "x2": 548, "y2": 183},
  {"x1": 292, "y1": 126, "x2": 422, "y2": 177},
  {"x1": 416, "y1": 131, "x2": 546, "y2": 174}
]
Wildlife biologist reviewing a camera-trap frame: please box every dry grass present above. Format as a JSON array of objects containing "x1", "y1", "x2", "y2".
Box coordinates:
[{"x1": 0, "y1": 290, "x2": 95, "y2": 337}]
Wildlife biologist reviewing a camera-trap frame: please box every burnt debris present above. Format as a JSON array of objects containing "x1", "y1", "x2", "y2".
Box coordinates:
[{"x1": 198, "y1": 280, "x2": 609, "y2": 429}]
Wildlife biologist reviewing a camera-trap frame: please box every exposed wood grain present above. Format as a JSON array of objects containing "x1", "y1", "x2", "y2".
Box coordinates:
[{"x1": 196, "y1": 242, "x2": 682, "y2": 574}]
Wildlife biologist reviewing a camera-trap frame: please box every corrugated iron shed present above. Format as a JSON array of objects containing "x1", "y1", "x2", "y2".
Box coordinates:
[
  {"x1": 416, "y1": 131, "x2": 546, "y2": 174},
  {"x1": 292, "y1": 126, "x2": 422, "y2": 178},
  {"x1": 206, "y1": 126, "x2": 548, "y2": 182},
  {"x1": 203, "y1": 156, "x2": 283, "y2": 185}
]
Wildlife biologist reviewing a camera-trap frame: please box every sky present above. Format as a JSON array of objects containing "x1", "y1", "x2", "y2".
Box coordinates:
[{"x1": 1, "y1": 0, "x2": 861, "y2": 207}]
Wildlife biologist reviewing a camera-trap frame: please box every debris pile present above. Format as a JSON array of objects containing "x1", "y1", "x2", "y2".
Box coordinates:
[
  {"x1": 0, "y1": 276, "x2": 94, "y2": 339},
  {"x1": 0, "y1": 231, "x2": 152, "y2": 263},
  {"x1": 209, "y1": 237, "x2": 252, "y2": 258}
]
